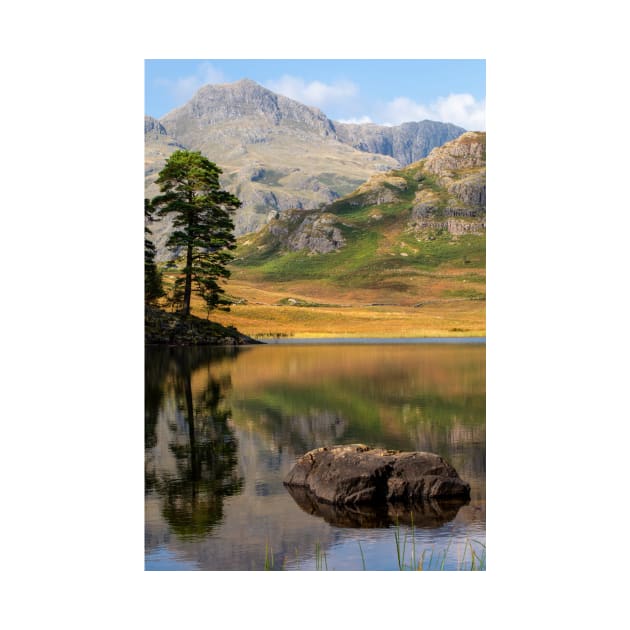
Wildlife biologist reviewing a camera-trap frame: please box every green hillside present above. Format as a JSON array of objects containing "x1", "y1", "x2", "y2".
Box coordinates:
[
  {"x1": 166, "y1": 132, "x2": 486, "y2": 338},
  {"x1": 233, "y1": 163, "x2": 484, "y2": 289}
]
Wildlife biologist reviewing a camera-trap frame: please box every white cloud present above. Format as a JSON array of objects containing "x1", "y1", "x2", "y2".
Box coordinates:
[
  {"x1": 198, "y1": 63, "x2": 226, "y2": 85},
  {"x1": 155, "y1": 63, "x2": 225, "y2": 104},
  {"x1": 264, "y1": 75, "x2": 359, "y2": 110},
  {"x1": 336, "y1": 115, "x2": 373, "y2": 125},
  {"x1": 382, "y1": 93, "x2": 486, "y2": 130}
]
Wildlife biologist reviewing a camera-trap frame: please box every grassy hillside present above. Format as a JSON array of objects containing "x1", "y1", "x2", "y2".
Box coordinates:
[{"x1": 159, "y1": 133, "x2": 486, "y2": 338}]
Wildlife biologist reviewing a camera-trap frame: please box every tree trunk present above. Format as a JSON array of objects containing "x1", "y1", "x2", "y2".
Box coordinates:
[
  {"x1": 182, "y1": 243, "x2": 193, "y2": 316},
  {"x1": 184, "y1": 374, "x2": 199, "y2": 491}
]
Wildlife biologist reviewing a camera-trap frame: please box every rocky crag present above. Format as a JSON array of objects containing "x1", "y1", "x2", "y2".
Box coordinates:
[
  {"x1": 334, "y1": 120, "x2": 465, "y2": 167},
  {"x1": 410, "y1": 131, "x2": 486, "y2": 236},
  {"x1": 239, "y1": 131, "x2": 485, "y2": 257}
]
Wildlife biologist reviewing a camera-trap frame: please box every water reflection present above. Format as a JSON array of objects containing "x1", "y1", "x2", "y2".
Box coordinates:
[
  {"x1": 145, "y1": 347, "x2": 243, "y2": 540},
  {"x1": 221, "y1": 345, "x2": 486, "y2": 501},
  {"x1": 286, "y1": 485, "x2": 469, "y2": 529},
  {"x1": 145, "y1": 343, "x2": 485, "y2": 570}
]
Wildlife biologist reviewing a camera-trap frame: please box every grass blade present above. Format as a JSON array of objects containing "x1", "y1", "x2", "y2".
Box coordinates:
[
  {"x1": 358, "y1": 541, "x2": 366, "y2": 571},
  {"x1": 264, "y1": 541, "x2": 274, "y2": 570}
]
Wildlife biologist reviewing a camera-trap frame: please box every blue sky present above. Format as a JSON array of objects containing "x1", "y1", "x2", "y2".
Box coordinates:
[{"x1": 145, "y1": 60, "x2": 485, "y2": 130}]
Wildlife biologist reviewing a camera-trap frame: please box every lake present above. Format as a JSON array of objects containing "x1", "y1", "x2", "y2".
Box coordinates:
[{"x1": 144, "y1": 340, "x2": 485, "y2": 570}]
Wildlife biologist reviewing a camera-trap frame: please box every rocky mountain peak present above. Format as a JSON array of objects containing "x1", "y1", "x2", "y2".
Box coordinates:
[{"x1": 162, "y1": 79, "x2": 335, "y2": 138}]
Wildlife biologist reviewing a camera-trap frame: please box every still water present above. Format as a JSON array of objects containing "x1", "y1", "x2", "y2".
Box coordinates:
[{"x1": 145, "y1": 341, "x2": 485, "y2": 570}]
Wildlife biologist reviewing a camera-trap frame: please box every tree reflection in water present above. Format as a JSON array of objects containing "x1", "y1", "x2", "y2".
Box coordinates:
[
  {"x1": 146, "y1": 343, "x2": 485, "y2": 570},
  {"x1": 145, "y1": 347, "x2": 243, "y2": 540}
]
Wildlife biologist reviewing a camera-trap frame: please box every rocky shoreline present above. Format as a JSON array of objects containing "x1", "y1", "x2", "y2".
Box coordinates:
[{"x1": 145, "y1": 305, "x2": 262, "y2": 346}]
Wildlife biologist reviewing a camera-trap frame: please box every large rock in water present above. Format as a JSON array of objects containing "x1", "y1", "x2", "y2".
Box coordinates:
[{"x1": 284, "y1": 444, "x2": 470, "y2": 505}]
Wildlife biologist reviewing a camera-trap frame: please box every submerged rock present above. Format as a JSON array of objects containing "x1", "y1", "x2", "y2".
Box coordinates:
[{"x1": 283, "y1": 444, "x2": 470, "y2": 505}]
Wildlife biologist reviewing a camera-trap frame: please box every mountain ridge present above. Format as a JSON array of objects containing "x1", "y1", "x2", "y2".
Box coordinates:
[
  {"x1": 235, "y1": 131, "x2": 485, "y2": 261},
  {"x1": 333, "y1": 119, "x2": 466, "y2": 167},
  {"x1": 145, "y1": 79, "x2": 469, "y2": 258}
]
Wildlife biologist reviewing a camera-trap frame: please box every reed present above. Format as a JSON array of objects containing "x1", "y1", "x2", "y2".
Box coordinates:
[
  {"x1": 358, "y1": 541, "x2": 366, "y2": 571},
  {"x1": 261, "y1": 534, "x2": 485, "y2": 570},
  {"x1": 314, "y1": 541, "x2": 328, "y2": 571},
  {"x1": 263, "y1": 541, "x2": 274, "y2": 570}
]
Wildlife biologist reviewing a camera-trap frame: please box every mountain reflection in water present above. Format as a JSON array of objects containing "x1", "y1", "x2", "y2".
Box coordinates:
[{"x1": 145, "y1": 342, "x2": 485, "y2": 570}]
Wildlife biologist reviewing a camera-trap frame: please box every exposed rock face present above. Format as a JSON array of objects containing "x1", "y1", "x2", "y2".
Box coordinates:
[
  {"x1": 144, "y1": 115, "x2": 167, "y2": 137},
  {"x1": 284, "y1": 444, "x2": 470, "y2": 505},
  {"x1": 144, "y1": 115, "x2": 187, "y2": 178},
  {"x1": 144, "y1": 115, "x2": 186, "y2": 150},
  {"x1": 409, "y1": 131, "x2": 486, "y2": 237},
  {"x1": 448, "y1": 171, "x2": 486, "y2": 207},
  {"x1": 424, "y1": 130, "x2": 485, "y2": 175},
  {"x1": 334, "y1": 120, "x2": 466, "y2": 166},
  {"x1": 409, "y1": 217, "x2": 486, "y2": 235},
  {"x1": 262, "y1": 210, "x2": 346, "y2": 255},
  {"x1": 350, "y1": 173, "x2": 409, "y2": 206},
  {"x1": 162, "y1": 78, "x2": 336, "y2": 141},
  {"x1": 287, "y1": 214, "x2": 346, "y2": 254}
]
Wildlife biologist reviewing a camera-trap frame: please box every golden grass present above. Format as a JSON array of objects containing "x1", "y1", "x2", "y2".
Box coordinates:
[
  {"x1": 209, "y1": 303, "x2": 484, "y2": 338},
  {"x1": 191, "y1": 293, "x2": 484, "y2": 339},
  {"x1": 162, "y1": 267, "x2": 485, "y2": 339}
]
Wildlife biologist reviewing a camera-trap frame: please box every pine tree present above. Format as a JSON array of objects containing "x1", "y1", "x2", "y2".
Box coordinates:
[
  {"x1": 144, "y1": 198, "x2": 164, "y2": 304},
  {"x1": 151, "y1": 151, "x2": 241, "y2": 317}
]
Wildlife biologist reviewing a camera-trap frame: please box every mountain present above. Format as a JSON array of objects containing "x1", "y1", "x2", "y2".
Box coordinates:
[
  {"x1": 234, "y1": 130, "x2": 485, "y2": 263},
  {"x1": 148, "y1": 79, "x2": 396, "y2": 241},
  {"x1": 144, "y1": 115, "x2": 186, "y2": 184},
  {"x1": 201, "y1": 131, "x2": 485, "y2": 337},
  {"x1": 333, "y1": 120, "x2": 465, "y2": 167},
  {"x1": 145, "y1": 79, "x2": 466, "y2": 257}
]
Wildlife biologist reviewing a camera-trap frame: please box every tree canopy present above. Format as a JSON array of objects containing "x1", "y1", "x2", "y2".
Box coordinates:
[{"x1": 150, "y1": 151, "x2": 241, "y2": 317}]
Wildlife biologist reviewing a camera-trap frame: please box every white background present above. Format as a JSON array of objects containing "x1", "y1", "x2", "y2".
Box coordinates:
[{"x1": 2, "y1": 1, "x2": 628, "y2": 628}]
